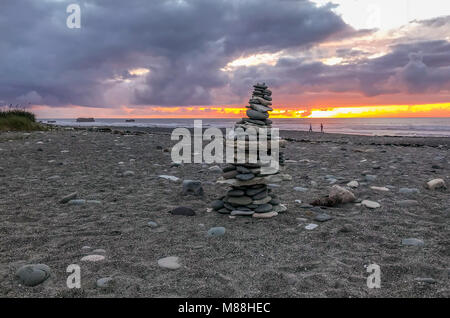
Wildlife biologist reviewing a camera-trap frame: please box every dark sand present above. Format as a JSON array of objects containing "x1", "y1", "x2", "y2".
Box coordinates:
[{"x1": 0, "y1": 127, "x2": 448, "y2": 297}]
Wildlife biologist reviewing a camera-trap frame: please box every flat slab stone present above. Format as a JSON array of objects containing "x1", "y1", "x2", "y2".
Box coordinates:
[
  {"x1": 207, "y1": 227, "x2": 226, "y2": 237},
  {"x1": 158, "y1": 256, "x2": 181, "y2": 270},
  {"x1": 314, "y1": 213, "x2": 332, "y2": 222},
  {"x1": 305, "y1": 223, "x2": 318, "y2": 230},
  {"x1": 170, "y1": 206, "x2": 196, "y2": 216},
  {"x1": 361, "y1": 200, "x2": 381, "y2": 209},
  {"x1": 231, "y1": 210, "x2": 254, "y2": 216},
  {"x1": 81, "y1": 255, "x2": 105, "y2": 262},
  {"x1": 253, "y1": 211, "x2": 278, "y2": 218},
  {"x1": 402, "y1": 238, "x2": 424, "y2": 246}
]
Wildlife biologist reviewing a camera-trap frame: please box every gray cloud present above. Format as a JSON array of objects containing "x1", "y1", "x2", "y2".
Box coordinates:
[{"x1": 0, "y1": 0, "x2": 353, "y2": 107}]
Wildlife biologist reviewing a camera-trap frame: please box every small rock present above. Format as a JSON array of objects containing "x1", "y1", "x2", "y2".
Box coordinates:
[
  {"x1": 361, "y1": 200, "x2": 381, "y2": 209},
  {"x1": 122, "y1": 170, "x2": 135, "y2": 177},
  {"x1": 399, "y1": 188, "x2": 420, "y2": 195},
  {"x1": 293, "y1": 187, "x2": 308, "y2": 192},
  {"x1": 314, "y1": 213, "x2": 332, "y2": 222},
  {"x1": 81, "y1": 255, "x2": 105, "y2": 262},
  {"x1": 147, "y1": 221, "x2": 158, "y2": 228},
  {"x1": 92, "y1": 249, "x2": 106, "y2": 254},
  {"x1": 96, "y1": 277, "x2": 114, "y2": 289},
  {"x1": 402, "y1": 238, "x2": 424, "y2": 246},
  {"x1": 158, "y1": 256, "x2": 181, "y2": 270},
  {"x1": 295, "y1": 200, "x2": 302, "y2": 204},
  {"x1": 207, "y1": 227, "x2": 226, "y2": 237},
  {"x1": 59, "y1": 192, "x2": 78, "y2": 204},
  {"x1": 211, "y1": 200, "x2": 224, "y2": 211},
  {"x1": 170, "y1": 206, "x2": 195, "y2": 216},
  {"x1": 365, "y1": 175, "x2": 377, "y2": 182},
  {"x1": 305, "y1": 223, "x2": 318, "y2": 230},
  {"x1": 253, "y1": 211, "x2": 278, "y2": 218},
  {"x1": 182, "y1": 180, "x2": 204, "y2": 196},
  {"x1": 396, "y1": 200, "x2": 419, "y2": 207},
  {"x1": 68, "y1": 199, "x2": 86, "y2": 206},
  {"x1": 159, "y1": 175, "x2": 179, "y2": 182},
  {"x1": 414, "y1": 277, "x2": 436, "y2": 284},
  {"x1": 370, "y1": 186, "x2": 389, "y2": 192}
]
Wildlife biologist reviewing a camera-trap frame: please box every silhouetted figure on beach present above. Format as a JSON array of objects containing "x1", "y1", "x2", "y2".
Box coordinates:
[
  {"x1": 309, "y1": 124, "x2": 313, "y2": 132},
  {"x1": 320, "y1": 123, "x2": 324, "y2": 133}
]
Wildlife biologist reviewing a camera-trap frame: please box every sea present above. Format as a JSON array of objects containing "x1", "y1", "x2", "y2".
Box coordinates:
[{"x1": 39, "y1": 117, "x2": 450, "y2": 137}]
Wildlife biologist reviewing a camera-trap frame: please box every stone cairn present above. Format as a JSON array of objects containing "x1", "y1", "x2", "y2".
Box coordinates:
[{"x1": 211, "y1": 83, "x2": 289, "y2": 218}]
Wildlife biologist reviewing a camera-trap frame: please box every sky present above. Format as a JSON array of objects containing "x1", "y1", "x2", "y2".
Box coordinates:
[{"x1": 1, "y1": 0, "x2": 450, "y2": 118}]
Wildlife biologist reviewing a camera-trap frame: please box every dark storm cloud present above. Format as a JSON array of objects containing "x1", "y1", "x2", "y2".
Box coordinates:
[{"x1": 0, "y1": 0, "x2": 352, "y2": 107}]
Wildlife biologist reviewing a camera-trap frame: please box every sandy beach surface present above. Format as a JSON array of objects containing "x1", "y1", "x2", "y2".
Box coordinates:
[{"x1": 0, "y1": 127, "x2": 448, "y2": 297}]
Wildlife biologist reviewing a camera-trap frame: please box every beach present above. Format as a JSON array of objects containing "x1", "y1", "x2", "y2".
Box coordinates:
[{"x1": 0, "y1": 127, "x2": 448, "y2": 297}]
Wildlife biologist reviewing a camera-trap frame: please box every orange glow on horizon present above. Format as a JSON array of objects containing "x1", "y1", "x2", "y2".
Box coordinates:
[{"x1": 32, "y1": 103, "x2": 450, "y2": 119}]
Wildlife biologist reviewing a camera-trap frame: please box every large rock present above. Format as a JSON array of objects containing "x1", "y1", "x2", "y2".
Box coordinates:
[
  {"x1": 16, "y1": 264, "x2": 51, "y2": 287},
  {"x1": 426, "y1": 178, "x2": 446, "y2": 190},
  {"x1": 311, "y1": 185, "x2": 356, "y2": 207}
]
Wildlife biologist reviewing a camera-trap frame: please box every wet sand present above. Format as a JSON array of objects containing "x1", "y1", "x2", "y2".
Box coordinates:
[{"x1": 0, "y1": 127, "x2": 448, "y2": 297}]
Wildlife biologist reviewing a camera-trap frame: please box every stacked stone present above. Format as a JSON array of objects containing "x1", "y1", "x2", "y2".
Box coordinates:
[{"x1": 211, "y1": 83, "x2": 288, "y2": 218}]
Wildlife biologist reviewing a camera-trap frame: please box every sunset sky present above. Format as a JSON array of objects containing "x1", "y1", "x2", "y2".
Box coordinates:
[{"x1": 1, "y1": 0, "x2": 450, "y2": 118}]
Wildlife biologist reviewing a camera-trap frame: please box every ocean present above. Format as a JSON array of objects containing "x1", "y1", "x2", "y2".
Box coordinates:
[{"x1": 39, "y1": 117, "x2": 450, "y2": 137}]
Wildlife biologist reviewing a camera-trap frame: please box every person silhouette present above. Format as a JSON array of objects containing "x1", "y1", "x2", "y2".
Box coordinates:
[
  {"x1": 309, "y1": 124, "x2": 313, "y2": 132},
  {"x1": 320, "y1": 123, "x2": 324, "y2": 133}
]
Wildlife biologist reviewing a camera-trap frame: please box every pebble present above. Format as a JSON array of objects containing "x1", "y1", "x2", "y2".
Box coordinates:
[
  {"x1": 59, "y1": 192, "x2": 78, "y2": 204},
  {"x1": 295, "y1": 200, "x2": 302, "y2": 204},
  {"x1": 15, "y1": 264, "x2": 51, "y2": 287},
  {"x1": 293, "y1": 187, "x2": 308, "y2": 192},
  {"x1": 347, "y1": 181, "x2": 359, "y2": 188},
  {"x1": 365, "y1": 175, "x2": 377, "y2": 182},
  {"x1": 122, "y1": 170, "x2": 135, "y2": 177},
  {"x1": 170, "y1": 206, "x2": 195, "y2": 216},
  {"x1": 414, "y1": 277, "x2": 436, "y2": 284},
  {"x1": 305, "y1": 223, "x2": 318, "y2": 230},
  {"x1": 314, "y1": 213, "x2": 332, "y2": 222},
  {"x1": 399, "y1": 188, "x2": 420, "y2": 194},
  {"x1": 92, "y1": 249, "x2": 106, "y2": 254},
  {"x1": 182, "y1": 180, "x2": 204, "y2": 196},
  {"x1": 96, "y1": 277, "x2": 114, "y2": 289},
  {"x1": 68, "y1": 199, "x2": 86, "y2": 205},
  {"x1": 211, "y1": 200, "x2": 224, "y2": 211},
  {"x1": 361, "y1": 200, "x2": 381, "y2": 209},
  {"x1": 253, "y1": 211, "x2": 278, "y2": 218},
  {"x1": 370, "y1": 186, "x2": 389, "y2": 192},
  {"x1": 231, "y1": 210, "x2": 254, "y2": 216},
  {"x1": 207, "y1": 227, "x2": 226, "y2": 237},
  {"x1": 159, "y1": 175, "x2": 179, "y2": 182},
  {"x1": 147, "y1": 221, "x2": 158, "y2": 228},
  {"x1": 396, "y1": 200, "x2": 419, "y2": 207},
  {"x1": 81, "y1": 254, "x2": 105, "y2": 262},
  {"x1": 402, "y1": 238, "x2": 424, "y2": 246},
  {"x1": 158, "y1": 256, "x2": 181, "y2": 270}
]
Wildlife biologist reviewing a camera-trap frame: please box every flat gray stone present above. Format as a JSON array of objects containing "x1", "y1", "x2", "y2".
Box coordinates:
[
  {"x1": 158, "y1": 256, "x2": 181, "y2": 270},
  {"x1": 314, "y1": 213, "x2": 332, "y2": 222},
  {"x1": 207, "y1": 227, "x2": 226, "y2": 237},
  {"x1": 16, "y1": 264, "x2": 51, "y2": 287},
  {"x1": 402, "y1": 238, "x2": 424, "y2": 246}
]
